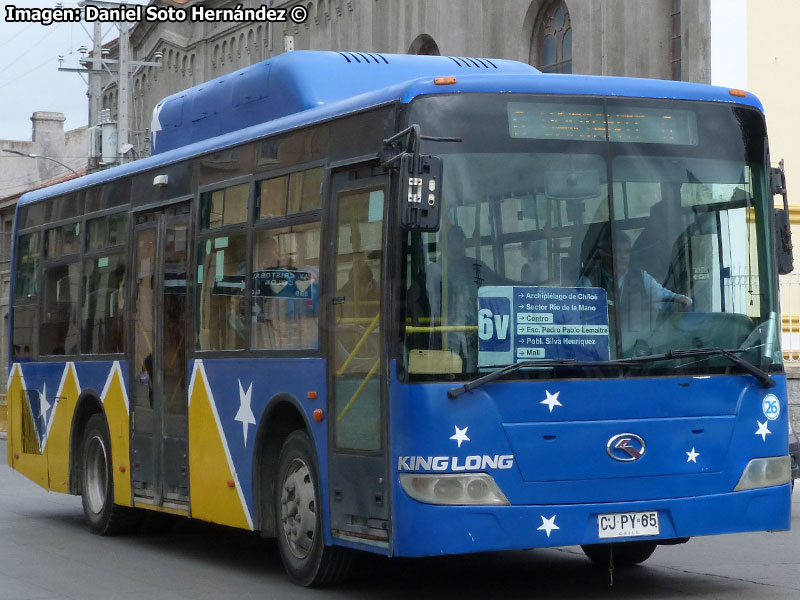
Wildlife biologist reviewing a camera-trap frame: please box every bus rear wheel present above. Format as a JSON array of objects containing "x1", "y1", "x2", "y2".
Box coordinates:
[
  {"x1": 275, "y1": 430, "x2": 352, "y2": 586},
  {"x1": 80, "y1": 414, "x2": 138, "y2": 535},
  {"x1": 581, "y1": 541, "x2": 657, "y2": 568}
]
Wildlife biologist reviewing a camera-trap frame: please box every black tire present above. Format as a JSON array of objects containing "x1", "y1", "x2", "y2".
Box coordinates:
[
  {"x1": 80, "y1": 413, "x2": 139, "y2": 535},
  {"x1": 581, "y1": 541, "x2": 657, "y2": 568},
  {"x1": 274, "y1": 430, "x2": 352, "y2": 586}
]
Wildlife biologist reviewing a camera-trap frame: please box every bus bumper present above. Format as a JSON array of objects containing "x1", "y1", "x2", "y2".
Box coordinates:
[{"x1": 390, "y1": 484, "x2": 791, "y2": 557}]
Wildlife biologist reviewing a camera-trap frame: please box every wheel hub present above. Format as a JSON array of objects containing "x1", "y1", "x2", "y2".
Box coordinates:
[
  {"x1": 85, "y1": 435, "x2": 108, "y2": 515},
  {"x1": 280, "y1": 458, "x2": 316, "y2": 559}
]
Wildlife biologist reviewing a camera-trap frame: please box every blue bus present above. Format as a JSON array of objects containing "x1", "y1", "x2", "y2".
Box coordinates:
[{"x1": 6, "y1": 50, "x2": 794, "y2": 586}]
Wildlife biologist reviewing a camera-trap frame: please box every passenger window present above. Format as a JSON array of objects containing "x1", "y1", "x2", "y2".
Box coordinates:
[
  {"x1": 195, "y1": 234, "x2": 247, "y2": 350},
  {"x1": 14, "y1": 232, "x2": 40, "y2": 300},
  {"x1": 251, "y1": 222, "x2": 320, "y2": 350},
  {"x1": 200, "y1": 183, "x2": 249, "y2": 229},
  {"x1": 12, "y1": 232, "x2": 41, "y2": 359},
  {"x1": 44, "y1": 194, "x2": 81, "y2": 223},
  {"x1": 257, "y1": 176, "x2": 288, "y2": 220},
  {"x1": 82, "y1": 254, "x2": 126, "y2": 354},
  {"x1": 87, "y1": 213, "x2": 128, "y2": 250},
  {"x1": 45, "y1": 222, "x2": 81, "y2": 258},
  {"x1": 288, "y1": 167, "x2": 323, "y2": 213},
  {"x1": 40, "y1": 262, "x2": 80, "y2": 355}
]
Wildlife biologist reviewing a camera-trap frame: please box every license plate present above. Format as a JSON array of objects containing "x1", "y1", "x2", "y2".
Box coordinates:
[{"x1": 597, "y1": 511, "x2": 659, "y2": 539}]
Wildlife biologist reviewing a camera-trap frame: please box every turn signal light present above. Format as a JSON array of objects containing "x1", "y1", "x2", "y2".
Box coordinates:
[
  {"x1": 729, "y1": 89, "x2": 747, "y2": 97},
  {"x1": 313, "y1": 409, "x2": 324, "y2": 422},
  {"x1": 434, "y1": 76, "x2": 457, "y2": 85}
]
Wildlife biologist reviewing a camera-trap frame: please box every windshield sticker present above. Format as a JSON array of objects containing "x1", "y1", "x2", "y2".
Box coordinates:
[{"x1": 478, "y1": 286, "x2": 610, "y2": 366}]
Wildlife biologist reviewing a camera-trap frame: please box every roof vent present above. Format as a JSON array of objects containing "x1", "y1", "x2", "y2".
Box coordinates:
[
  {"x1": 446, "y1": 56, "x2": 498, "y2": 69},
  {"x1": 337, "y1": 51, "x2": 389, "y2": 64}
]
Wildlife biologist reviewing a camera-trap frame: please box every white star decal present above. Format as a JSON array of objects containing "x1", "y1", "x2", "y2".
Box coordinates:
[
  {"x1": 39, "y1": 383, "x2": 50, "y2": 424},
  {"x1": 755, "y1": 420, "x2": 771, "y2": 442},
  {"x1": 686, "y1": 448, "x2": 700, "y2": 463},
  {"x1": 538, "y1": 515, "x2": 560, "y2": 538},
  {"x1": 540, "y1": 390, "x2": 562, "y2": 413},
  {"x1": 234, "y1": 380, "x2": 256, "y2": 447},
  {"x1": 450, "y1": 426, "x2": 470, "y2": 448}
]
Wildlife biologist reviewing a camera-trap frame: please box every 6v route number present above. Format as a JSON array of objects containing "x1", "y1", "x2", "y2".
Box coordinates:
[{"x1": 597, "y1": 511, "x2": 659, "y2": 539}]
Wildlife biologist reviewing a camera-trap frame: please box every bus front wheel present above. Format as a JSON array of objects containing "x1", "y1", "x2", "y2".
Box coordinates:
[
  {"x1": 275, "y1": 430, "x2": 352, "y2": 586},
  {"x1": 80, "y1": 414, "x2": 138, "y2": 535},
  {"x1": 581, "y1": 541, "x2": 657, "y2": 568}
]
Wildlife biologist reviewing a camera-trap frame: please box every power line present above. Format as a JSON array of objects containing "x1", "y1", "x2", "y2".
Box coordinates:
[
  {"x1": 0, "y1": 26, "x2": 59, "y2": 78},
  {"x1": 0, "y1": 22, "x2": 35, "y2": 52}
]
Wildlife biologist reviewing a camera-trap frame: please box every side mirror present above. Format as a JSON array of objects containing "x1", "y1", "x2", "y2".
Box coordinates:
[
  {"x1": 399, "y1": 153, "x2": 443, "y2": 232},
  {"x1": 771, "y1": 160, "x2": 793, "y2": 275},
  {"x1": 774, "y1": 208, "x2": 794, "y2": 275}
]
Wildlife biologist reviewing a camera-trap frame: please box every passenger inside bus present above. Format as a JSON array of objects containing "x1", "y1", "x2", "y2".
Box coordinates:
[
  {"x1": 428, "y1": 224, "x2": 514, "y2": 370},
  {"x1": 337, "y1": 257, "x2": 379, "y2": 317},
  {"x1": 578, "y1": 226, "x2": 692, "y2": 355},
  {"x1": 520, "y1": 239, "x2": 549, "y2": 284}
]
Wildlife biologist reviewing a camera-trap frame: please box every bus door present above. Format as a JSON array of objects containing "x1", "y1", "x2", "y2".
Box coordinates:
[
  {"x1": 327, "y1": 168, "x2": 391, "y2": 548},
  {"x1": 130, "y1": 202, "x2": 192, "y2": 510}
]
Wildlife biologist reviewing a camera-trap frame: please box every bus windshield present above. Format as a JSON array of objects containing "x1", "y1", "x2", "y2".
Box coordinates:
[{"x1": 402, "y1": 94, "x2": 780, "y2": 379}]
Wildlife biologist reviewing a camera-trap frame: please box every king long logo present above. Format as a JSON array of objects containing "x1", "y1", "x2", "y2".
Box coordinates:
[
  {"x1": 398, "y1": 455, "x2": 514, "y2": 472},
  {"x1": 398, "y1": 423, "x2": 515, "y2": 472},
  {"x1": 606, "y1": 433, "x2": 646, "y2": 462}
]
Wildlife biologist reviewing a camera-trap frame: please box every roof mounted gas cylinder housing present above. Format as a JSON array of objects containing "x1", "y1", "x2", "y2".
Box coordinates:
[{"x1": 149, "y1": 51, "x2": 537, "y2": 155}]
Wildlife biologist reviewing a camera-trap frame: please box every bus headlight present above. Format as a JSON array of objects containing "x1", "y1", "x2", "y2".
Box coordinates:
[
  {"x1": 734, "y1": 456, "x2": 791, "y2": 491},
  {"x1": 400, "y1": 473, "x2": 510, "y2": 505}
]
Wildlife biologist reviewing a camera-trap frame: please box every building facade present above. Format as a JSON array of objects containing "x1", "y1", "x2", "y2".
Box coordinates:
[
  {"x1": 94, "y1": 0, "x2": 713, "y2": 158},
  {"x1": 0, "y1": 113, "x2": 87, "y2": 388}
]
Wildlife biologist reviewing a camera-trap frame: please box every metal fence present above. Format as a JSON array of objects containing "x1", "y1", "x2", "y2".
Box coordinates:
[{"x1": 781, "y1": 273, "x2": 800, "y2": 362}]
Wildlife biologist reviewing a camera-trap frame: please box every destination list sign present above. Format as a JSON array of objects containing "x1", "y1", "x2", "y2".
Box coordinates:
[{"x1": 477, "y1": 286, "x2": 610, "y2": 366}]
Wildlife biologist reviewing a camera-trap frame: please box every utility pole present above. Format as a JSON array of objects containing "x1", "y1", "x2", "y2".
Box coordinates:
[
  {"x1": 89, "y1": 19, "x2": 102, "y2": 131},
  {"x1": 59, "y1": 0, "x2": 162, "y2": 167},
  {"x1": 118, "y1": 19, "x2": 130, "y2": 161}
]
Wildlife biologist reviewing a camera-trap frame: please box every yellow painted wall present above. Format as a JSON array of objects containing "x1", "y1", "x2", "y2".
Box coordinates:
[
  {"x1": 747, "y1": 0, "x2": 800, "y2": 201},
  {"x1": 748, "y1": 1, "x2": 800, "y2": 353}
]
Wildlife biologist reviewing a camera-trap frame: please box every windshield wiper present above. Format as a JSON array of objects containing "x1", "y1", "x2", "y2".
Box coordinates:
[
  {"x1": 447, "y1": 347, "x2": 774, "y2": 398},
  {"x1": 630, "y1": 347, "x2": 775, "y2": 389},
  {"x1": 448, "y1": 358, "x2": 627, "y2": 398}
]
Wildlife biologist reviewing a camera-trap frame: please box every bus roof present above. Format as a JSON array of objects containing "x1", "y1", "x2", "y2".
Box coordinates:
[{"x1": 17, "y1": 50, "x2": 764, "y2": 208}]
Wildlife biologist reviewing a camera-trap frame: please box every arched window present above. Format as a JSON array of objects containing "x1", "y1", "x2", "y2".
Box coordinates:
[
  {"x1": 531, "y1": 1, "x2": 572, "y2": 73},
  {"x1": 408, "y1": 34, "x2": 440, "y2": 56}
]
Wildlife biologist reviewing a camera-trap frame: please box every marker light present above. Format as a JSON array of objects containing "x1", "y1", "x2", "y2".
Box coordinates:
[
  {"x1": 434, "y1": 76, "x2": 457, "y2": 85},
  {"x1": 729, "y1": 89, "x2": 747, "y2": 98},
  {"x1": 400, "y1": 473, "x2": 509, "y2": 505},
  {"x1": 734, "y1": 456, "x2": 791, "y2": 491}
]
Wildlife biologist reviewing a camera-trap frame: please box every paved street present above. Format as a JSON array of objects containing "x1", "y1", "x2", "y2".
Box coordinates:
[{"x1": 2, "y1": 438, "x2": 800, "y2": 599}]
